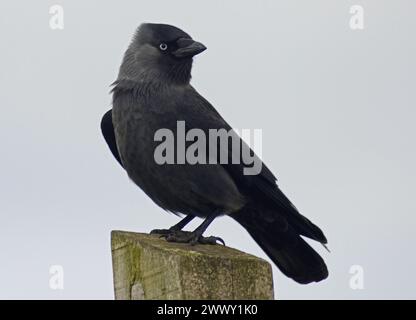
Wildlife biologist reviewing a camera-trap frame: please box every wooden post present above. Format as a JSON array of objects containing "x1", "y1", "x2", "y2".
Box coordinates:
[{"x1": 111, "y1": 231, "x2": 274, "y2": 300}]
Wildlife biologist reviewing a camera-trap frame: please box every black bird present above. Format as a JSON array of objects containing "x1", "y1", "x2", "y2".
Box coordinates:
[{"x1": 101, "y1": 23, "x2": 328, "y2": 284}]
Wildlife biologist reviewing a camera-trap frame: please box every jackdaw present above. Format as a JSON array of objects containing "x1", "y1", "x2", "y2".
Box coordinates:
[{"x1": 101, "y1": 23, "x2": 328, "y2": 284}]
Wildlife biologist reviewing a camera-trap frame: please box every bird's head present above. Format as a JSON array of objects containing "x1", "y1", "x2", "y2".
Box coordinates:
[{"x1": 117, "y1": 23, "x2": 206, "y2": 85}]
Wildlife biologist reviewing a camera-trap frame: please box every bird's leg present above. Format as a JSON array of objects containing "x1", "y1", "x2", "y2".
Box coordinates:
[
  {"x1": 150, "y1": 214, "x2": 195, "y2": 235},
  {"x1": 165, "y1": 212, "x2": 225, "y2": 246}
]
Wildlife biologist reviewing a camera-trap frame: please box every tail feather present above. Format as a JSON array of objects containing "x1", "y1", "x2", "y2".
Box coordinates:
[
  {"x1": 232, "y1": 209, "x2": 328, "y2": 284},
  {"x1": 248, "y1": 227, "x2": 328, "y2": 284},
  {"x1": 254, "y1": 182, "x2": 328, "y2": 244}
]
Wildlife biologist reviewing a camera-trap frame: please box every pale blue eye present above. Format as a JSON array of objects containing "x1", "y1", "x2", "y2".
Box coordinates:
[{"x1": 159, "y1": 43, "x2": 168, "y2": 51}]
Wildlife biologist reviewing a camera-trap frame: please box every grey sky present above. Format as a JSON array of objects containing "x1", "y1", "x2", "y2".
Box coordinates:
[{"x1": 0, "y1": 0, "x2": 415, "y2": 299}]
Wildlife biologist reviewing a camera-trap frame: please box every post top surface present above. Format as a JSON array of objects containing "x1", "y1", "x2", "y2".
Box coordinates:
[{"x1": 111, "y1": 230, "x2": 269, "y2": 264}]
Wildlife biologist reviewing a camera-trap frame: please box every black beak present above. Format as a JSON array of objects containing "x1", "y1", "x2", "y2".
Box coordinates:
[{"x1": 172, "y1": 38, "x2": 207, "y2": 58}]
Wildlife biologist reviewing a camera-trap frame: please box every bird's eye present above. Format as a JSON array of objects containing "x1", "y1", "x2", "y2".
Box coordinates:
[{"x1": 159, "y1": 43, "x2": 168, "y2": 51}]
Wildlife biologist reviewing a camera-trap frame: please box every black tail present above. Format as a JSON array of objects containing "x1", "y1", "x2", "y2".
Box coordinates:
[{"x1": 231, "y1": 209, "x2": 328, "y2": 284}]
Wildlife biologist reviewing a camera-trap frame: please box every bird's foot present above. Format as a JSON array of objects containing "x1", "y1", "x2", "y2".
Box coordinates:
[
  {"x1": 161, "y1": 230, "x2": 225, "y2": 246},
  {"x1": 150, "y1": 228, "x2": 174, "y2": 236}
]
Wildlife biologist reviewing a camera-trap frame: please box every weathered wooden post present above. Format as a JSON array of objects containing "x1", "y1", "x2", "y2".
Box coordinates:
[{"x1": 111, "y1": 231, "x2": 274, "y2": 300}]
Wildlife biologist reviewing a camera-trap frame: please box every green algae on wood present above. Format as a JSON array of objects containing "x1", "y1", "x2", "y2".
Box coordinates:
[{"x1": 111, "y1": 230, "x2": 274, "y2": 300}]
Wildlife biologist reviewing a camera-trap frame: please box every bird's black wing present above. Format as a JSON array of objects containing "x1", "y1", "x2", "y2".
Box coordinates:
[
  {"x1": 101, "y1": 109, "x2": 123, "y2": 168},
  {"x1": 183, "y1": 86, "x2": 327, "y2": 244},
  {"x1": 180, "y1": 87, "x2": 328, "y2": 283}
]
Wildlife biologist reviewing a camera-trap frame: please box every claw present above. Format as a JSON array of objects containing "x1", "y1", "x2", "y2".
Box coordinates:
[
  {"x1": 198, "y1": 236, "x2": 225, "y2": 246},
  {"x1": 216, "y1": 237, "x2": 226, "y2": 246},
  {"x1": 162, "y1": 230, "x2": 225, "y2": 246}
]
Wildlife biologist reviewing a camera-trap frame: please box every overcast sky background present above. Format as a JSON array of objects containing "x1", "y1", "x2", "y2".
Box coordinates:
[{"x1": 0, "y1": 1, "x2": 415, "y2": 299}]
